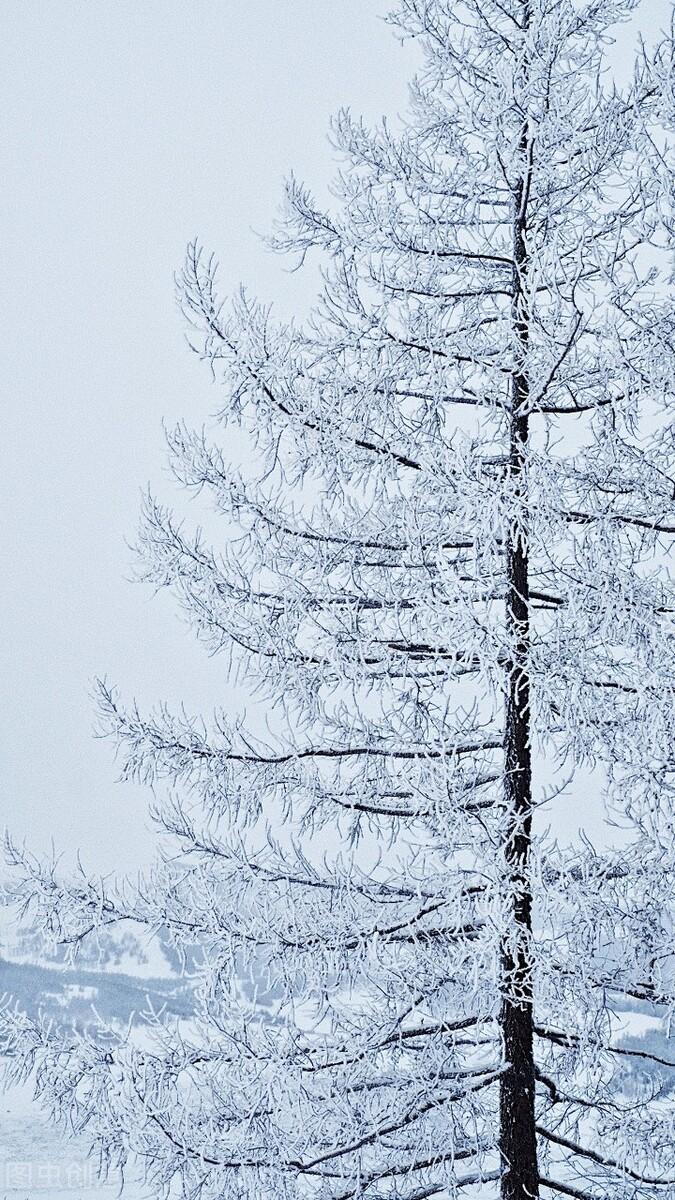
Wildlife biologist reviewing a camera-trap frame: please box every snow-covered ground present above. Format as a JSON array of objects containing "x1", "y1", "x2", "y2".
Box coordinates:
[
  {"x1": 0, "y1": 1078, "x2": 148, "y2": 1200},
  {"x1": 0, "y1": 946, "x2": 195, "y2": 1199}
]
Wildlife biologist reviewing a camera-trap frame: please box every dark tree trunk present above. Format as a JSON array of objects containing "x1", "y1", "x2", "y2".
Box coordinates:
[{"x1": 499, "y1": 127, "x2": 539, "y2": 1199}]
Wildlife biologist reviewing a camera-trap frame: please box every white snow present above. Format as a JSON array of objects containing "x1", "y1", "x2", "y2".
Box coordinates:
[{"x1": 0, "y1": 1078, "x2": 146, "y2": 1200}]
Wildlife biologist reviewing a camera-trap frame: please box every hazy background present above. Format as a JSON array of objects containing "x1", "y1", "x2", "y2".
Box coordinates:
[
  {"x1": 1, "y1": 1, "x2": 419, "y2": 873},
  {"x1": 1, "y1": 0, "x2": 668, "y2": 876}
]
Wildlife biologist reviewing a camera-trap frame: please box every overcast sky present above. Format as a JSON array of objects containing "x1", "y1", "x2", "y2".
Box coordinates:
[
  {"x1": 1, "y1": 1, "x2": 420, "y2": 872},
  {"x1": 1, "y1": 0, "x2": 669, "y2": 875}
]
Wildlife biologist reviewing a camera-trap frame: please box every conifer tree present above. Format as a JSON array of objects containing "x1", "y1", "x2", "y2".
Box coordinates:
[{"x1": 3, "y1": 1, "x2": 675, "y2": 1197}]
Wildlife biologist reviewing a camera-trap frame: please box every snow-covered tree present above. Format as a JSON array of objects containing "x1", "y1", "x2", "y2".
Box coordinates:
[{"x1": 3, "y1": 1, "x2": 675, "y2": 1197}]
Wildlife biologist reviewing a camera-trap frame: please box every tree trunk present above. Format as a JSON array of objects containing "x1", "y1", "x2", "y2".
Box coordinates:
[{"x1": 499, "y1": 150, "x2": 539, "y2": 1199}]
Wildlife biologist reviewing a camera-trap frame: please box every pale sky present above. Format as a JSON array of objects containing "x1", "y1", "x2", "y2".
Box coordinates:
[
  {"x1": 1, "y1": 1, "x2": 419, "y2": 872},
  {"x1": 1, "y1": 0, "x2": 669, "y2": 874}
]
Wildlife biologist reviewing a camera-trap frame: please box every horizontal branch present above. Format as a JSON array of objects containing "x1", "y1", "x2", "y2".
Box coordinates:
[
  {"x1": 326, "y1": 771, "x2": 502, "y2": 821},
  {"x1": 388, "y1": 387, "x2": 510, "y2": 413},
  {"x1": 535, "y1": 1024, "x2": 675, "y2": 1069},
  {"x1": 564, "y1": 509, "x2": 675, "y2": 534},
  {"x1": 345, "y1": 1170, "x2": 502, "y2": 1200},
  {"x1": 537, "y1": 1124, "x2": 675, "y2": 1186},
  {"x1": 537, "y1": 395, "x2": 615, "y2": 415},
  {"x1": 539, "y1": 1178, "x2": 598, "y2": 1199},
  {"x1": 333, "y1": 1143, "x2": 483, "y2": 1198},
  {"x1": 301, "y1": 1015, "x2": 492, "y2": 1073},
  {"x1": 197, "y1": 738, "x2": 504, "y2": 767},
  {"x1": 292, "y1": 899, "x2": 481, "y2": 954},
  {"x1": 393, "y1": 238, "x2": 513, "y2": 266}
]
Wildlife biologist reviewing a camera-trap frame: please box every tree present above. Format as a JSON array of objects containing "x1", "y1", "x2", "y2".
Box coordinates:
[{"x1": 3, "y1": 0, "x2": 675, "y2": 1197}]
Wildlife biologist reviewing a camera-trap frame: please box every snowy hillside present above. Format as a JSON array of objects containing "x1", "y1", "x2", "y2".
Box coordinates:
[
  {"x1": 0, "y1": 955, "x2": 195, "y2": 1030},
  {"x1": 0, "y1": 953, "x2": 195, "y2": 1199}
]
